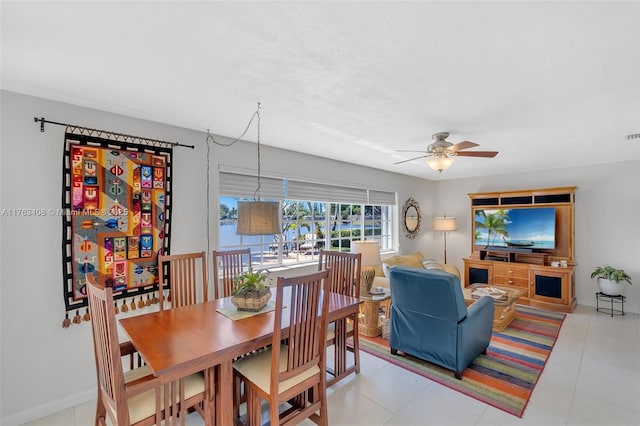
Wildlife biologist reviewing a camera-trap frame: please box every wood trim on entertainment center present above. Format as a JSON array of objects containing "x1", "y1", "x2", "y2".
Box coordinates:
[
  {"x1": 465, "y1": 186, "x2": 577, "y2": 312},
  {"x1": 464, "y1": 258, "x2": 576, "y2": 312}
]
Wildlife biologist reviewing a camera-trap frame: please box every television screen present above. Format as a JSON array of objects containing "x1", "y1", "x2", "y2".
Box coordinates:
[{"x1": 474, "y1": 207, "x2": 556, "y2": 249}]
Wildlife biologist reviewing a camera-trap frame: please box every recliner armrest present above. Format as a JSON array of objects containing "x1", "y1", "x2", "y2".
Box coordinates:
[
  {"x1": 457, "y1": 296, "x2": 494, "y2": 370},
  {"x1": 459, "y1": 296, "x2": 494, "y2": 342},
  {"x1": 465, "y1": 295, "x2": 494, "y2": 321},
  {"x1": 459, "y1": 296, "x2": 494, "y2": 341}
]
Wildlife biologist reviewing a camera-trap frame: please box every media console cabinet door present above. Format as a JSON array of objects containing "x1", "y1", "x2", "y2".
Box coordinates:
[
  {"x1": 464, "y1": 260, "x2": 493, "y2": 286},
  {"x1": 530, "y1": 267, "x2": 571, "y2": 305}
]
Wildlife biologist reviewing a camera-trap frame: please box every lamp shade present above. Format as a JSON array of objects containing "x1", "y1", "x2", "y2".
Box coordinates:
[
  {"x1": 427, "y1": 156, "x2": 455, "y2": 172},
  {"x1": 350, "y1": 240, "x2": 382, "y2": 266},
  {"x1": 433, "y1": 216, "x2": 457, "y2": 232},
  {"x1": 236, "y1": 201, "x2": 281, "y2": 235}
]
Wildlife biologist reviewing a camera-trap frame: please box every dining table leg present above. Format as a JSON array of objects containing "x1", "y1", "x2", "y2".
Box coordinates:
[
  {"x1": 216, "y1": 360, "x2": 234, "y2": 425},
  {"x1": 204, "y1": 367, "x2": 216, "y2": 426}
]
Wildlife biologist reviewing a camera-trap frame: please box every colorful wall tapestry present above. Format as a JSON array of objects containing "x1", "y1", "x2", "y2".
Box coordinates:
[{"x1": 61, "y1": 130, "x2": 172, "y2": 326}]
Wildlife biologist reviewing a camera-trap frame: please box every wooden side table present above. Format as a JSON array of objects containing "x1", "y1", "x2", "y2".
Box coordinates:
[
  {"x1": 359, "y1": 290, "x2": 391, "y2": 337},
  {"x1": 463, "y1": 284, "x2": 526, "y2": 332}
]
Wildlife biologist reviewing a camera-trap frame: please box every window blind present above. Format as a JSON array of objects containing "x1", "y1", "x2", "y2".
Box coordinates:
[
  {"x1": 285, "y1": 179, "x2": 368, "y2": 204},
  {"x1": 219, "y1": 172, "x2": 284, "y2": 200},
  {"x1": 220, "y1": 172, "x2": 396, "y2": 206},
  {"x1": 368, "y1": 190, "x2": 396, "y2": 205}
]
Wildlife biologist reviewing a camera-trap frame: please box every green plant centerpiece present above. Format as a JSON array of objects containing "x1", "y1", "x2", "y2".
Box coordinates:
[
  {"x1": 231, "y1": 268, "x2": 272, "y2": 311},
  {"x1": 591, "y1": 265, "x2": 632, "y2": 296}
]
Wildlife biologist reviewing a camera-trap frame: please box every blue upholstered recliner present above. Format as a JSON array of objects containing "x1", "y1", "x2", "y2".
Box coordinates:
[{"x1": 389, "y1": 265, "x2": 494, "y2": 379}]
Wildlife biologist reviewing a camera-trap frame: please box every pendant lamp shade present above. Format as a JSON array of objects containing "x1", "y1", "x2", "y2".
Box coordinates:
[{"x1": 236, "y1": 201, "x2": 281, "y2": 235}]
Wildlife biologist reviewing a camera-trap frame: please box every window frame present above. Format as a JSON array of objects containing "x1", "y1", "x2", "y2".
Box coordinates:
[
  {"x1": 219, "y1": 171, "x2": 396, "y2": 268},
  {"x1": 219, "y1": 197, "x2": 395, "y2": 268}
]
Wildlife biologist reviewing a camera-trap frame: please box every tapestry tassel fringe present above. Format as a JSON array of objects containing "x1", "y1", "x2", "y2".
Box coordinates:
[
  {"x1": 61, "y1": 294, "x2": 162, "y2": 328},
  {"x1": 62, "y1": 313, "x2": 71, "y2": 328}
]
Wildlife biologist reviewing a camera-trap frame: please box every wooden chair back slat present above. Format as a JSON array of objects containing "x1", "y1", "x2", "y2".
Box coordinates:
[
  {"x1": 158, "y1": 252, "x2": 208, "y2": 310},
  {"x1": 318, "y1": 250, "x2": 361, "y2": 297},
  {"x1": 212, "y1": 249, "x2": 252, "y2": 298}
]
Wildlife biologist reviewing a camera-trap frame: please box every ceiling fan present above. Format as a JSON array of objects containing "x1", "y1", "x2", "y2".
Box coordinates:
[{"x1": 394, "y1": 132, "x2": 499, "y2": 172}]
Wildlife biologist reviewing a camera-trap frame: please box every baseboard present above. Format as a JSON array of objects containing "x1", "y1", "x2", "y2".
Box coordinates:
[{"x1": 1, "y1": 389, "x2": 94, "y2": 426}]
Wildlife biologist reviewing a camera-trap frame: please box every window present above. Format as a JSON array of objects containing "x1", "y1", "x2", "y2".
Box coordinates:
[{"x1": 219, "y1": 172, "x2": 395, "y2": 268}]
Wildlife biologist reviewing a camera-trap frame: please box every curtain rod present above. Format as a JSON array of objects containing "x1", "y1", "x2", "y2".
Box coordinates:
[{"x1": 33, "y1": 117, "x2": 195, "y2": 149}]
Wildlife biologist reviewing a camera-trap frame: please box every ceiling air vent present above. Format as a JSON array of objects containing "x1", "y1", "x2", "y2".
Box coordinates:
[{"x1": 627, "y1": 133, "x2": 640, "y2": 140}]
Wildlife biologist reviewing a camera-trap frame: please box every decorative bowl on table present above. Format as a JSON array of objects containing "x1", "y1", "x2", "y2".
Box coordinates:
[
  {"x1": 231, "y1": 268, "x2": 272, "y2": 311},
  {"x1": 231, "y1": 289, "x2": 271, "y2": 312}
]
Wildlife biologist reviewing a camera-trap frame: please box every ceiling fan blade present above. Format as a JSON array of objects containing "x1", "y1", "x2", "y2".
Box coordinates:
[
  {"x1": 393, "y1": 155, "x2": 428, "y2": 165},
  {"x1": 450, "y1": 141, "x2": 479, "y2": 151},
  {"x1": 456, "y1": 151, "x2": 499, "y2": 158},
  {"x1": 396, "y1": 149, "x2": 429, "y2": 153}
]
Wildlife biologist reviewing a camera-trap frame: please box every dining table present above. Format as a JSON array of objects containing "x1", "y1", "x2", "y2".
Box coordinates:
[{"x1": 119, "y1": 288, "x2": 361, "y2": 425}]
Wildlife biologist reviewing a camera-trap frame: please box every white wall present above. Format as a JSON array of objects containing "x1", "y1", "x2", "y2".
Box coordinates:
[
  {"x1": 432, "y1": 163, "x2": 640, "y2": 314},
  {"x1": 0, "y1": 91, "x2": 429, "y2": 424}
]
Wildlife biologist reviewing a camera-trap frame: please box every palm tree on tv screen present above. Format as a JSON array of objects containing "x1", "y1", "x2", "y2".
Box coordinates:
[{"x1": 476, "y1": 209, "x2": 510, "y2": 246}]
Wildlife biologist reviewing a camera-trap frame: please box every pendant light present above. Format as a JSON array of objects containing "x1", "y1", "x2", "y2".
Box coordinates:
[{"x1": 235, "y1": 104, "x2": 281, "y2": 235}]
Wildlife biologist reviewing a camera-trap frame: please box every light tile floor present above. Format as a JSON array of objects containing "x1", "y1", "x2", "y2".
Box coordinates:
[{"x1": 23, "y1": 305, "x2": 639, "y2": 426}]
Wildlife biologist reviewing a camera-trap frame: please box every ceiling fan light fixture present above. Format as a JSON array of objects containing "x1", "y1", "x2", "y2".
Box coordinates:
[{"x1": 427, "y1": 155, "x2": 455, "y2": 173}]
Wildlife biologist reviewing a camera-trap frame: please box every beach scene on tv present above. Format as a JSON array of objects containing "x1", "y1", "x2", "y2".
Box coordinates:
[{"x1": 474, "y1": 207, "x2": 556, "y2": 249}]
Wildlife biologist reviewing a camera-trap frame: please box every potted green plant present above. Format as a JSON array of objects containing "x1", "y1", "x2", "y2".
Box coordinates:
[
  {"x1": 591, "y1": 265, "x2": 632, "y2": 296},
  {"x1": 231, "y1": 268, "x2": 272, "y2": 311}
]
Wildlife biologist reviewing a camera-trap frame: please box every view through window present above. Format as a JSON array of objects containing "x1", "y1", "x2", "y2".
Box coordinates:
[{"x1": 219, "y1": 197, "x2": 393, "y2": 268}]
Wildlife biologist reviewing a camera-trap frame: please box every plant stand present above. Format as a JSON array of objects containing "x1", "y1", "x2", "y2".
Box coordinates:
[{"x1": 595, "y1": 292, "x2": 626, "y2": 317}]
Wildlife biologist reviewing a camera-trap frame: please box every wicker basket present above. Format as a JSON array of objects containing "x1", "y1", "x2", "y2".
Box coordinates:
[
  {"x1": 381, "y1": 317, "x2": 391, "y2": 340},
  {"x1": 231, "y1": 291, "x2": 271, "y2": 312}
]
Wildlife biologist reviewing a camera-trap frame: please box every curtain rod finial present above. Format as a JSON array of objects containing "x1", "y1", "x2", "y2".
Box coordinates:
[{"x1": 34, "y1": 117, "x2": 45, "y2": 132}]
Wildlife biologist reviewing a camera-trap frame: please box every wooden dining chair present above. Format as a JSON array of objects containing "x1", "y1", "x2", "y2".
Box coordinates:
[
  {"x1": 233, "y1": 269, "x2": 332, "y2": 426},
  {"x1": 86, "y1": 276, "x2": 209, "y2": 425},
  {"x1": 158, "y1": 251, "x2": 208, "y2": 310},
  {"x1": 212, "y1": 248, "x2": 254, "y2": 415},
  {"x1": 318, "y1": 250, "x2": 362, "y2": 386},
  {"x1": 212, "y1": 248, "x2": 252, "y2": 299}
]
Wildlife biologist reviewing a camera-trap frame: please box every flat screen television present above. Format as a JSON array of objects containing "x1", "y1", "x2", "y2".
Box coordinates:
[{"x1": 474, "y1": 207, "x2": 556, "y2": 249}]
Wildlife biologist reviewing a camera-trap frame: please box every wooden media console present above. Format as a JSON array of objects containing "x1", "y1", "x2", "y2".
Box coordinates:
[{"x1": 464, "y1": 186, "x2": 577, "y2": 313}]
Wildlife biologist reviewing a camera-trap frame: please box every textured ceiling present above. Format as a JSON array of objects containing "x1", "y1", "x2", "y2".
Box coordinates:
[{"x1": 2, "y1": 1, "x2": 639, "y2": 180}]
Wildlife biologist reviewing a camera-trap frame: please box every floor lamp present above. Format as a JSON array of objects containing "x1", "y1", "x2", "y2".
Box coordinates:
[{"x1": 433, "y1": 216, "x2": 457, "y2": 264}]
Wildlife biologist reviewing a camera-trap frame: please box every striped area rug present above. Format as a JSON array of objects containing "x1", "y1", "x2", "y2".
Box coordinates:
[{"x1": 358, "y1": 305, "x2": 566, "y2": 417}]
